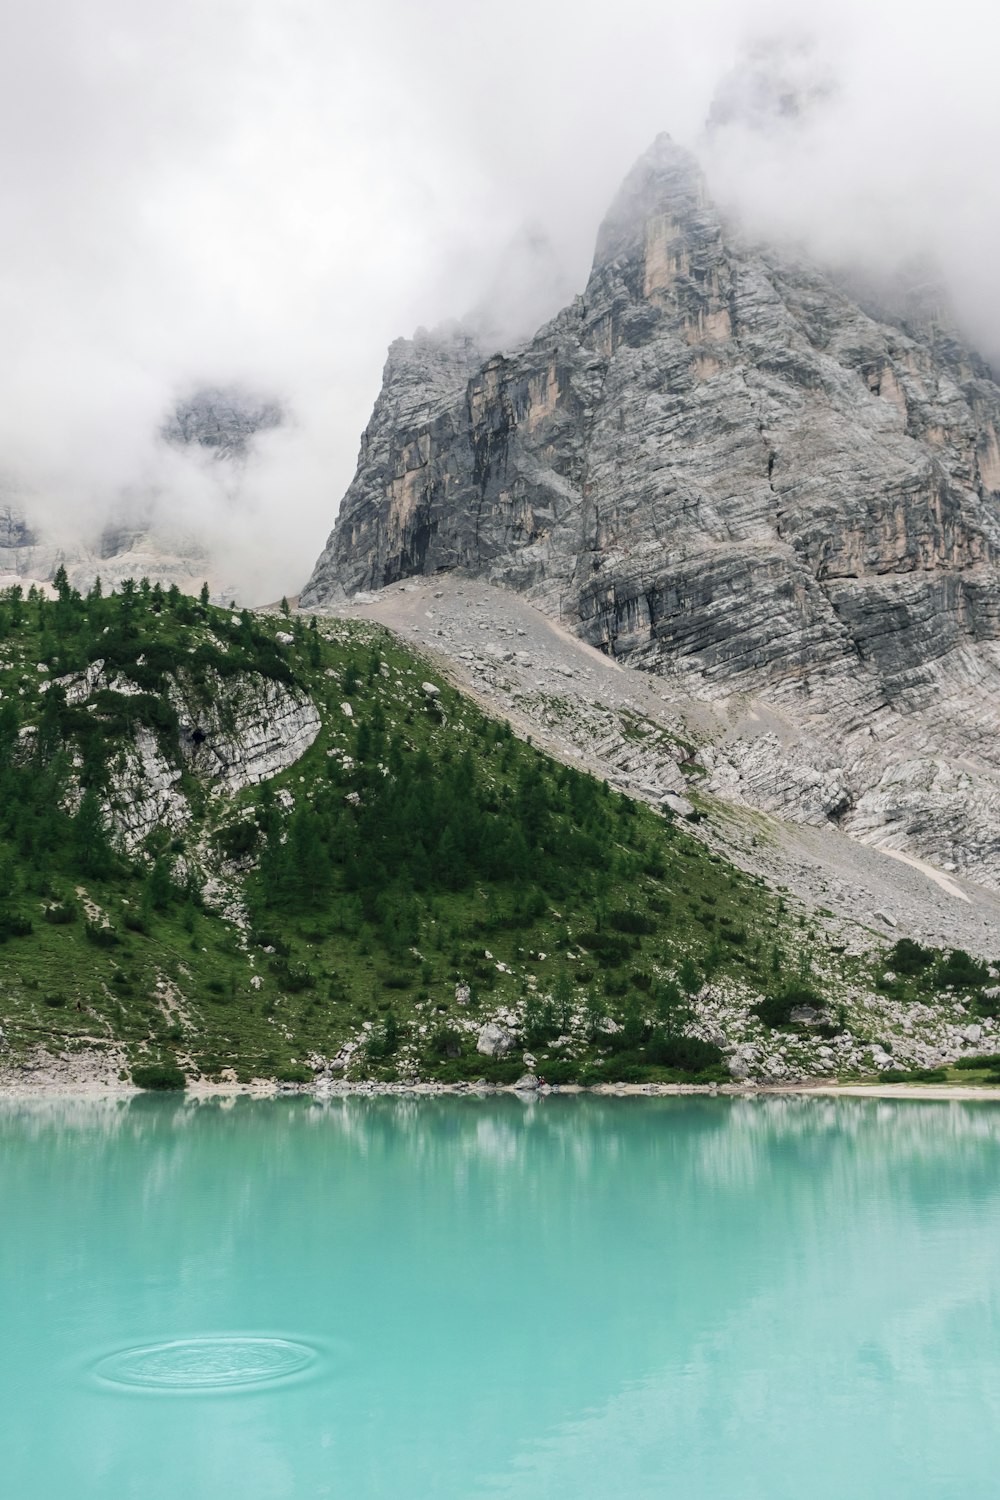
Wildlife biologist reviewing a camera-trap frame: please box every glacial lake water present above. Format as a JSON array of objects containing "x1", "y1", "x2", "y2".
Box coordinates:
[{"x1": 3, "y1": 1094, "x2": 1000, "y2": 1498}]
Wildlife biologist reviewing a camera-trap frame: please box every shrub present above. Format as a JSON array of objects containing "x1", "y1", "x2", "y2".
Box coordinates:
[
  {"x1": 131, "y1": 1063, "x2": 186, "y2": 1091},
  {"x1": 645, "y1": 1033, "x2": 724, "y2": 1072},
  {"x1": 269, "y1": 958, "x2": 315, "y2": 992},
  {"x1": 42, "y1": 901, "x2": 77, "y2": 925},
  {"x1": 85, "y1": 921, "x2": 119, "y2": 948},
  {"x1": 752, "y1": 980, "x2": 825, "y2": 1030},
  {"x1": 608, "y1": 908, "x2": 657, "y2": 935},
  {"x1": 937, "y1": 949, "x2": 990, "y2": 990},
  {"x1": 43, "y1": 993, "x2": 67, "y2": 1008},
  {"x1": 252, "y1": 929, "x2": 291, "y2": 957},
  {"x1": 275, "y1": 1065, "x2": 313, "y2": 1085},
  {"x1": 887, "y1": 937, "x2": 935, "y2": 976},
  {"x1": 877, "y1": 1066, "x2": 948, "y2": 1084},
  {"x1": 215, "y1": 821, "x2": 259, "y2": 859},
  {"x1": 577, "y1": 931, "x2": 632, "y2": 965},
  {"x1": 427, "y1": 1026, "x2": 464, "y2": 1060},
  {"x1": 954, "y1": 1054, "x2": 1000, "y2": 1071},
  {"x1": 536, "y1": 1059, "x2": 579, "y2": 1085},
  {"x1": 0, "y1": 911, "x2": 33, "y2": 942}
]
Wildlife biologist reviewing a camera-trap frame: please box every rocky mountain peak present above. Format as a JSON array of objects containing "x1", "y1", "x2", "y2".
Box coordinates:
[
  {"x1": 301, "y1": 133, "x2": 1000, "y2": 894},
  {"x1": 591, "y1": 133, "x2": 708, "y2": 274}
]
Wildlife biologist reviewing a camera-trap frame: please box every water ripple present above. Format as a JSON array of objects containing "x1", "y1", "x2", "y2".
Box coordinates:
[{"x1": 94, "y1": 1336, "x2": 320, "y2": 1392}]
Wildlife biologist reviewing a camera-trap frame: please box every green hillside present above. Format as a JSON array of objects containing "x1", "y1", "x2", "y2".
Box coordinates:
[{"x1": 0, "y1": 574, "x2": 861, "y2": 1087}]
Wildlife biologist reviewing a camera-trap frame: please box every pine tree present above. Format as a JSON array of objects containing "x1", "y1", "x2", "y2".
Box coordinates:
[
  {"x1": 147, "y1": 855, "x2": 174, "y2": 912},
  {"x1": 72, "y1": 789, "x2": 113, "y2": 879}
]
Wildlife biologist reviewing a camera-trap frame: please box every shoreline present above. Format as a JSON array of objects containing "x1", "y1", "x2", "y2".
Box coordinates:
[{"x1": 3, "y1": 1078, "x2": 1000, "y2": 1103}]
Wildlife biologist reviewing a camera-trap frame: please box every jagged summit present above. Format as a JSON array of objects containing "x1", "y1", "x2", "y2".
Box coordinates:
[{"x1": 591, "y1": 133, "x2": 707, "y2": 271}]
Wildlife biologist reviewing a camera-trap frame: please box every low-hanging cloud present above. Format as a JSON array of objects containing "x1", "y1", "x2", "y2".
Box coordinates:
[{"x1": 2, "y1": 0, "x2": 998, "y2": 602}]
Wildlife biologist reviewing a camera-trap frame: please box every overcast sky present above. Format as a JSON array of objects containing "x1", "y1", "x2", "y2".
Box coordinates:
[{"x1": 2, "y1": 0, "x2": 998, "y2": 600}]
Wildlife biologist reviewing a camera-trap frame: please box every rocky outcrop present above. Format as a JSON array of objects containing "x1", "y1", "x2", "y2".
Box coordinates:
[
  {"x1": 53, "y1": 661, "x2": 320, "y2": 852},
  {"x1": 169, "y1": 669, "x2": 320, "y2": 791},
  {"x1": 105, "y1": 727, "x2": 190, "y2": 854},
  {"x1": 302, "y1": 134, "x2": 1000, "y2": 889}
]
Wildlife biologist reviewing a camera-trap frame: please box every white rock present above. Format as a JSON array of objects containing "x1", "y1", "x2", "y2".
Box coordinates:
[{"x1": 477, "y1": 1024, "x2": 515, "y2": 1058}]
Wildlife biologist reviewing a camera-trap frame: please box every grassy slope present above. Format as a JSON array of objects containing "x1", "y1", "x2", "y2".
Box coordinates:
[{"x1": 5, "y1": 579, "x2": 995, "y2": 1086}]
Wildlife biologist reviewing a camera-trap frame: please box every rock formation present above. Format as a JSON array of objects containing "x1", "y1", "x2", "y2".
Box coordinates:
[
  {"x1": 161, "y1": 385, "x2": 284, "y2": 463},
  {"x1": 302, "y1": 134, "x2": 1000, "y2": 889}
]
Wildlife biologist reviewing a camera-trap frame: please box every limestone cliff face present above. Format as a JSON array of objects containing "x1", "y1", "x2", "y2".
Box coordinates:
[
  {"x1": 54, "y1": 660, "x2": 320, "y2": 854},
  {"x1": 302, "y1": 134, "x2": 1000, "y2": 886}
]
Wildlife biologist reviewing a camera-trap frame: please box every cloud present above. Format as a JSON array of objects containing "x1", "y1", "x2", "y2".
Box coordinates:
[{"x1": 1, "y1": 0, "x2": 998, "y2": 601}]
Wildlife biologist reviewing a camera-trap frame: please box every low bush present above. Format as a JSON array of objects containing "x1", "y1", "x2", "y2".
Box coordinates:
[
  {"x1": 0, "y1": 912, "x2": 33, "y2": 942},
  {"x1": 131, "y1": 1063, "x2": 186, "y2": 1091},
  {"x1": 577, "y1": 931, "x2": 632, "y2": 965},
  {"x1": 937, "y1": 949, "x2": 990, "y2": 990},
  {"x1": 275, "y1": 1065, "x2": 313, "y2": 1085},
  {"x1": 85, "y1": 921, "x2": 119, "y2": 948},
  {"x1": 536, "y1": 1059, "x2": 580, "y2": 1085},
  {"x1": 215, "y1": 821, "x2": 259, "y2": 859},
  {"x1": 644, "y1": 1033, "x2": 724, "y2": 1072},
  {"x1": 42, "y1": 901, "x2": 77, "y2": 925},
  {"x1": 877, "y1": 1066, "x2": 948, "y2": 1084},
  {"x1": 269, "y1": 959, "x2": 315, "y2": 993},
  {"x1": 752, "y1": 981, "x2": 825, "y2": 1030},
  {"x1": 608, "y1": 908, "x2": 657, "y2": 935},
  {"x1": 887, "y1": 937, "x2": 936, "y2": 976}
]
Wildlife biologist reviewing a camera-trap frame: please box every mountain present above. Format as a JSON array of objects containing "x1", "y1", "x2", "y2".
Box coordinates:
[
  {"x1": 161, "y1": 385, "x2": 284, "y2": 462},
  {"x1": 0, "y1": 385, "x2": 284, "y2": 603},
  {"x1": 301, "y1": 134, "x2": 1000, "y2": 891}
]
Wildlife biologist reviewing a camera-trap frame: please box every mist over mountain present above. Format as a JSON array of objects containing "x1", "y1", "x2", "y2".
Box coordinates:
[{"x1": 1, "y1": 0, "x2": 998, "y2": 601}]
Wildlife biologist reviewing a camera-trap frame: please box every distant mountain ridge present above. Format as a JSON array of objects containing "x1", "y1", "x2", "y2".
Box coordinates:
[
  {"x1": 0, "y1": 384, "x2": 284, "y2": 602},
  {"x1": 301, "y1": 134, "x2": 1000, "y2": 890}
]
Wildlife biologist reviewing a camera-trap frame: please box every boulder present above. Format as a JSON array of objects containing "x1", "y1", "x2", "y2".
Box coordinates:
[{"x1": 476, "y1": 1023, "x2": 515, "y2": 1058}]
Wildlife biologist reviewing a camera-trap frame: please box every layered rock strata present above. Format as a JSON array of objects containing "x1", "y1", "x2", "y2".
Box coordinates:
[{"x1": 302, "y1": 135, "x2": 1000, "y2": 889}]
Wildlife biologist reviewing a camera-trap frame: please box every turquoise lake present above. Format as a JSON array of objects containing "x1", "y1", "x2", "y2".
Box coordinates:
[{"x1": 2, "y1": 1094, "x2": 999, "y2": 1498}]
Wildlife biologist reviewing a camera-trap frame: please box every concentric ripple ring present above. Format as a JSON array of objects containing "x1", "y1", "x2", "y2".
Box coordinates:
[{"x1": 94, "y1": 1336, "x2": 319, "y2": 1392}]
